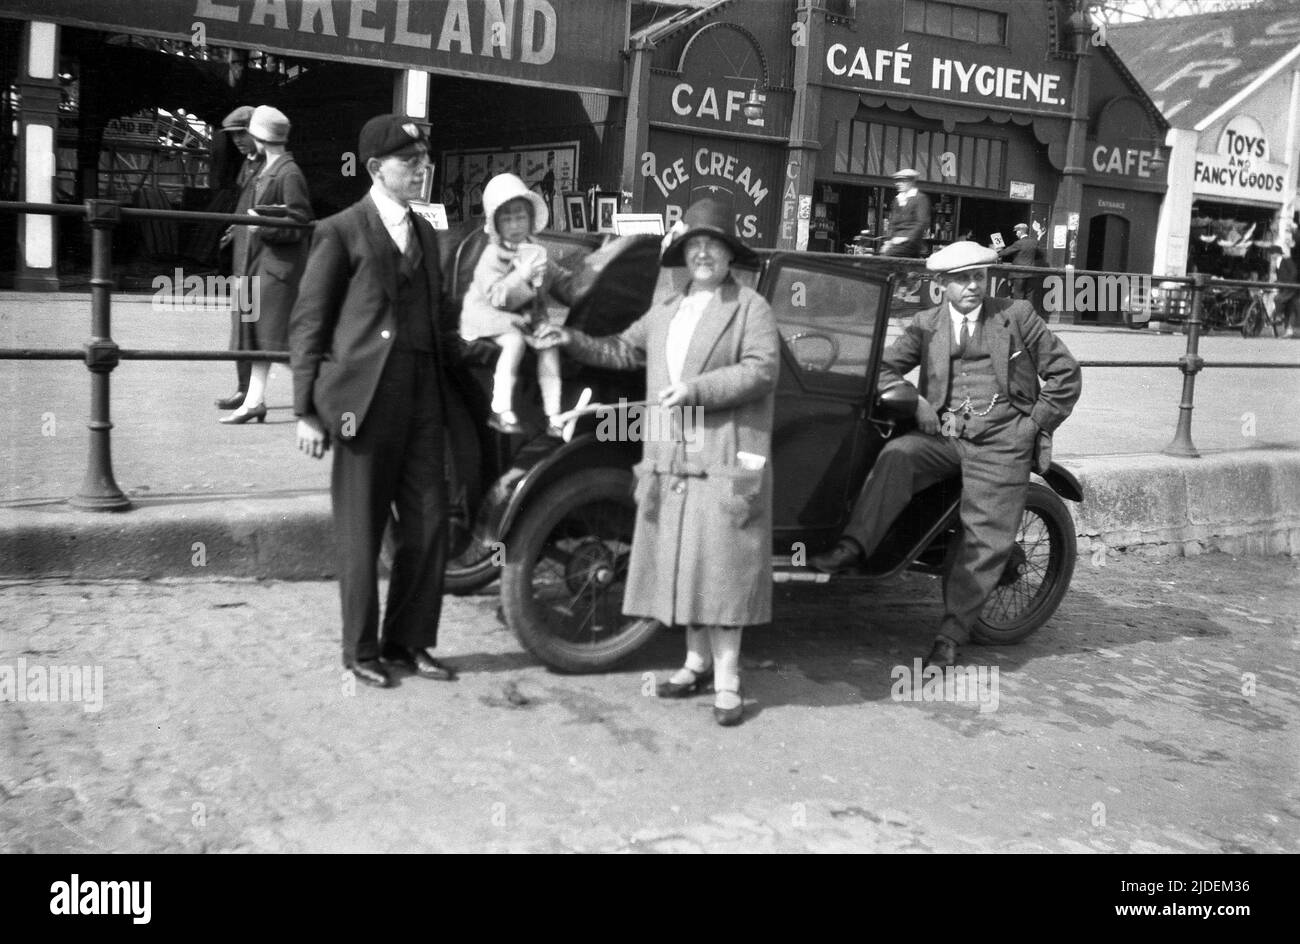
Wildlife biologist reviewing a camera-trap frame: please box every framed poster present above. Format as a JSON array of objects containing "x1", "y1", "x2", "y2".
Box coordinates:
[
  {"x1": 439, "y1": 141, "x2": 579, "y2": 227},
  {"x1": 613, "y1": 213, "x2": 664, "y2": 236},
  {"x1": 564, "y1": 193, "x2": 588, "y2": 233},
  {"x1": 594, "y1": 192, "x2": 619, "y2": 235}
]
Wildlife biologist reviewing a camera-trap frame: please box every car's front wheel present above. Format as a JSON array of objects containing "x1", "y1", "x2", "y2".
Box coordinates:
[
  {"x1": 499, "y1": 467, "x2": 660, "y2": 672},
  {"x1": 970, "y1": 482, "x2": 1078, "y2": 645}
]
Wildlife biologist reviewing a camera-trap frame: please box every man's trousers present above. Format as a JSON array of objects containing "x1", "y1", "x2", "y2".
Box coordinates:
[
  {"x1": 331, "y1": 349, "x2": 448, "y2": 665},
  {"x1": 841, "y1": 410, "x2": 1035, "y2": 644}
]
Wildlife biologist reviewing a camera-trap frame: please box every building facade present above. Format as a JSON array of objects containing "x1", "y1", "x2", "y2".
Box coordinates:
[{"x1": 1113, "y1": 7, "x2": 1300, "y2": 280}]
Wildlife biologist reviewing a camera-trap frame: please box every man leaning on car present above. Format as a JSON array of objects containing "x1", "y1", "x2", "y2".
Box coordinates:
[{"x1": 810, "y1": 241, "x2": 1082, "y2": 669}]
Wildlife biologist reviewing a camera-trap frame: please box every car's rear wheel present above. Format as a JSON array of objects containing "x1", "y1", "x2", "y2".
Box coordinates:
[
  {"x1": 500, "y1": 467, "x2": 660, "y2": 672},
  {"x1": 970, "y1": 482, "x2": 1077, "y2": 645}
]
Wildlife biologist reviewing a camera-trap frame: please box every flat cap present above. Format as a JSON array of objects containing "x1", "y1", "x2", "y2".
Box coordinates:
[
  {"x1": 359, "y1": 114, "x2": 428, "y2": 164},
  {"x1": 1013, "y1": 222, "x2": 1029, "y2": 233},
  {"x1": 221, "y1": 105, "x2": 254, "y2": 132},
  {"x1": 892, "y1": 168, "x2": 920, "y2": 180},
  {"x1": 248, "y1": 105, "x2": 290, "y2": 144},
  {"x1": 926, "y1": 240, "x2": 998, "y2": 273}
]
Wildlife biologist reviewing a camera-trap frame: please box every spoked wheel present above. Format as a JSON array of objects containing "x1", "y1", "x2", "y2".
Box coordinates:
[
  {"x1": 970, "y1": 482, "x2": 1078, "y2": 645},
  {"x1": 1242, "y1": 298, "x2": 1267, "y2": 338},
  {"x1": 500, "y1": 467, "x2": 660, "y2": 672}
]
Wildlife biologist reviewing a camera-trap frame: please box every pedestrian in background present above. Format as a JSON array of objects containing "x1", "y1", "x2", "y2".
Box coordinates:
[
  {"x1": 880, "y1": 168, "x2": 931, "y2": 258},
  {"x1": 1274, "y1": 243, "x2": 1300, "y2": 339},
  {"x1": 290, "y1": 114, "x2": 459, "y2": 690},
  {"x1": 221, "y1": 105, "x2": 313, "y2": 424},
  {"x1": 214, "y1": 104, "x2": 262, "y2": 411},
  {"x1": 997, "y1": 222, "x2": 1040, "y2": 300},
  {"x1": 535, "y1": 198, "x2": 779, "y2": 727}
]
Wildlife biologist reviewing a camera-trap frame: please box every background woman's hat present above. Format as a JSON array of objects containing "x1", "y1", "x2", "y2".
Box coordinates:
[
  {"x1": 660, "y1": 197, "x2": 757, "y2": 267},
  {"x1": 248, "y1": 105, "x2": 290, "y2": 144}
]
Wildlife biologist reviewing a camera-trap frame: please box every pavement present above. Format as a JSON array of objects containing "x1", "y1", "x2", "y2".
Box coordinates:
[
  {"x1": 1, "y1": 291, "x2": 1299, "y2": 576},
  {"x1": 2, "y1": 553, "x2": 1296, "y2": 853}
]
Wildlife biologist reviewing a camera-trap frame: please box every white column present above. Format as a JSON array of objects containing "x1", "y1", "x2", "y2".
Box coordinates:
[
  {"x1": 16, "y1": 20, "x2": 61, "y2": 291},
  {"x1": 1152, "y1": 128, "x2": 1198, "y2": 278},
  {"x1": 393, "y1": 69, "x2": 430, "y2": 118},
  {"x1": 1278, "y1": 68, "x2": 1300, "y2": 250}
]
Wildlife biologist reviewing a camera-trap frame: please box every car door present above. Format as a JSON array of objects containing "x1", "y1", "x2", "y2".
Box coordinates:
[{"x1": 759, "y1": 253, "x2": 892, "y2": 554}]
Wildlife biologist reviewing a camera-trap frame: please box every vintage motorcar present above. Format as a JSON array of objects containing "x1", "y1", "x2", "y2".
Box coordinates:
[{"x1": 432, "y1": 228, "x2": 1081, "y2": 673}]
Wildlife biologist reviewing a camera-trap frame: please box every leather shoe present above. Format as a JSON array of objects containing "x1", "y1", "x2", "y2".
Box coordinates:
[
  {"x1": 215, "y1": 390, "x2": 246, "y2": 410},
  {"x1": 809, "y1": 539, "x2": 864, "y2": 575},
  {"x1": 656, "y1": 666, "x2": 713, "y2": 698},
  {"x1": 384, "y1": 647, "x2": 457, "y2": 681},
  {"x1": 345, "y1": 659, "x2": 391, "y2": 689},
  {"x1": 713, "y1": 685, "x2": 744, "y2": 726},
  {"x1": 922, "y1": 637, "x2": 959, "y2": 670}
]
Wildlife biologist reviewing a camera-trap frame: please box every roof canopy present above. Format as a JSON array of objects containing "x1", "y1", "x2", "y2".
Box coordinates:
[{"x1": 1110, "y1": 7, "x2": 1300, "y2": 129}]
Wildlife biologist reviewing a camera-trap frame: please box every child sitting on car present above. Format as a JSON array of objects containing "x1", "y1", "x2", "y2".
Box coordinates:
[{"x1": 460, "y1": 173, "x2": 571, "y2": 436}]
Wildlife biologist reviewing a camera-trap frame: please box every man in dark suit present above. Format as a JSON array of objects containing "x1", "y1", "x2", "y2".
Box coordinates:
[
  {"x1": 880, "y1": 168, "x2": 931, "y2": 258},
  {"x1": 810, "y1": 242, "x2": 1082, "y2": 667},
  {"x1": 290, "y1": 115, "x2": 459, "y2": 689},
  {"x1": 997, "y1": 222, "x2": 1040, "y2": 300}
]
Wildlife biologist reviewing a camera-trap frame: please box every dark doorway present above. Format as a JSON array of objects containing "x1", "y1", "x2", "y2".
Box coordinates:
[{"x1": 1086, "y1": 212, "x2": 1130, "y2": 272}]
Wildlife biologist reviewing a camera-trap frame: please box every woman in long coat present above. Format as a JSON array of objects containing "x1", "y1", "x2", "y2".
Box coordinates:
[
  {"x1": 538, "y1": 198, "x2": 779, "y2": 726},
  {"x1": 221, "y1": 105, "x2": 313, "y2": 424}
]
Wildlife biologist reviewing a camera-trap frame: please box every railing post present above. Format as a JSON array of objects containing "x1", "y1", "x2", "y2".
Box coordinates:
[
  {"x1": 1163, "y1": 272, "x2": 1205, "y2": 458},
  {"x1": 72, "y1": 199, "x2": 130, "y2": 510}
]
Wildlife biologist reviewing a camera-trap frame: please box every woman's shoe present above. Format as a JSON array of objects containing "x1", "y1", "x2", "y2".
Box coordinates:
[
  {"x1": 487, "y1": 411, "x2": 526, "y2": 435},
  {"x1": 656, "y1": 666, "x2": 713, "y2": 698},
  {"x1": 219, "y1": 403, "x2": 267, "y2": 425},
  {"x1": 713, "y1": 685, "x2": 744, "y2": 726}
]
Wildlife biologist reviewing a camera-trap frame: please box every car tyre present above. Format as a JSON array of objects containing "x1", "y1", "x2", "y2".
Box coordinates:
[
  {"x1": 500, "y1": 467, "x2": 660, "y2": 672},
  {"x1": 970, "y1": 482, "x2": 1077, "y2": 645}
]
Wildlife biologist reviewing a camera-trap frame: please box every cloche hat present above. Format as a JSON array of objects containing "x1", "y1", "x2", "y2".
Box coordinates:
[
  {"x1": 248, "y1": 105, "x2": 290, "y2": 144},
  {"x1": 660, "y1": 197, "x2": 757, "y2": 268}
]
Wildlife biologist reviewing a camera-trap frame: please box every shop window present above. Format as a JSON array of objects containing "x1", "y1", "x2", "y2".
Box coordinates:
[
  {"x1": 836, "y1": 118, "x2": 1005, "y2": 191},
  {"x1": 906, "y1": 1, "x2": 1006, "y2": 45}
]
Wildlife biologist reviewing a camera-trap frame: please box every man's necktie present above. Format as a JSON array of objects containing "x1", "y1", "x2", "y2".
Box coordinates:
[
  {"x1": 402, "y1": 214, "x2": 422, "y2": 275},
  {"x1": 956, "y1": 314, "x2": 969, "y2": 356}
]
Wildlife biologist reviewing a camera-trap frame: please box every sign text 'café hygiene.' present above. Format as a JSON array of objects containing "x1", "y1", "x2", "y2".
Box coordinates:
[
  {"x1": 825, "y1": 42, "x2": 1070, "y2": 110},
  {"x1": 1194, "y1": 115, "x2": 1287, "y2": 203}
]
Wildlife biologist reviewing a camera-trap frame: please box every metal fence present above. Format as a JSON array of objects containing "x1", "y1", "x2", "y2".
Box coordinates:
[{"x1": 1, "y1": 198, "x2": 1298, "y2": 511}]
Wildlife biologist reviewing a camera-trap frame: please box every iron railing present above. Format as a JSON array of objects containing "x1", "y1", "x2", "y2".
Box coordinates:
[{"x1": 1, "y1": 198, "x2": 1298, "y2": 510}]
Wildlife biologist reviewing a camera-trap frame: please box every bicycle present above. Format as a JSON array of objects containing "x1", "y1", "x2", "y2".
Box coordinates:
[{"x1": 1200, "y1": 284, "x2": 1268, "y2": 337}]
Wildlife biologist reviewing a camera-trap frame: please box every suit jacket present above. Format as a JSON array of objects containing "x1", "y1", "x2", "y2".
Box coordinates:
[
  {"x1": 878, "y1": 296, "x2": 1081, "y2": 435},
  {"x1": 890, "y1": 191, "x2": 932, "y2": 243},
  {"x1": 998, "y1": 234, "x2": 1040, "y2": 267},
  {"x1": 289, "y1": 194, "x2": 457, "y2": 438}
]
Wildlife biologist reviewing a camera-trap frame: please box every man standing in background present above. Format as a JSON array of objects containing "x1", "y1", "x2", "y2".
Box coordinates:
[
  {"x1": 997, "y1": 222, "x2": 1041, "y2": 301},
  {"x1": 880, "y1": 168, "x2": 931, "y2": 259}
]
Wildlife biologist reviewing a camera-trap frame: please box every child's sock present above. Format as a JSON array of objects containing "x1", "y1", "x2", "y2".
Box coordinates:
[{"x1": 538, "y1": 347, "x2": 562, "y2": 418}]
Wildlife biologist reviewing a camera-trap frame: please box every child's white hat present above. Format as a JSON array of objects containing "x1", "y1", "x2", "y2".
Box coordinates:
[{"x1": 482, "y1": 173, "x2": 549, "y2": 237}]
